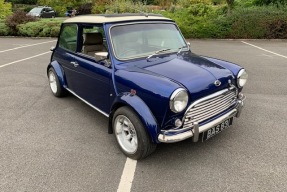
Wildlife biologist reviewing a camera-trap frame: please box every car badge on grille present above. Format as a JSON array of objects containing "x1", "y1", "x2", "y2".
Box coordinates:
[{"x1": 214, "y1": 80, "x2": 221, "y2": 86}]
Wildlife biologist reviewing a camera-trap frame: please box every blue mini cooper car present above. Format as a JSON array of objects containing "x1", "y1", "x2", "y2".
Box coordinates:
[{"x1": 48, "y1": 14, "x2": 247, "y2": 160}]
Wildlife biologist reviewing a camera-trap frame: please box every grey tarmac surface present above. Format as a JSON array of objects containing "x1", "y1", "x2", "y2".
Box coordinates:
[{"x1": 0, "y1": 38, "x2": 286, "y2": 192}]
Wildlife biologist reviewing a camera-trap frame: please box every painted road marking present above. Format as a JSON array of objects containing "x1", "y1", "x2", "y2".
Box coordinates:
[
  {"x1": 117, "y1": 158, "x2": 137, "y2": 192},
  {"x1": 0, "y1": 40, "x2": 56, "y2": 53},
  {"x1": 242, "y1": 41, "x2": 287, "y2": 59},
  {"x1": 0, "y1": 52, "x2": 50, "y2": 68}
]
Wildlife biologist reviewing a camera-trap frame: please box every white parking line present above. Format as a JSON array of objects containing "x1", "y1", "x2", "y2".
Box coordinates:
[
  {"x1": 0, "y1": 40, "x2": 56, "y2": 53},
  {"x1": 0, "y1": 52, "x2": 50, "y2": 68},
  {"x1": 117, "y1": 158, "x2": 137, "y2": 192},
  {"x1": 241, "y1": 41, "x2": 287, "y2": 59}
]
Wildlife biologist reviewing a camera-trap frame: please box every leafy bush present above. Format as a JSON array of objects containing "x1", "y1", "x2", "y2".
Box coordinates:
[
  {"x1": 5, "y1": 10, "x2": 37, "y2": 35},
  {"x1": 10, "y1": 3, "x2": 36, "y2": 12},
  {"x1": 253, "y1": 0, "x2": 287, "y2": 6},
  {"x1": 0, "y1": 0, "x2": 12, "y2": 19},
  {"x1": 99, "y1": 0, "x2": 149, "y2": 14},
  {"x1": 162, "y1": 4, "x2": 287, "y2": 39},
  {"x1": 6, "y1": 0, "x2": 37, "y2": 4},
  {"x1": 78, "y1": 3, "x2": 92, "y2": 15},
  {"x1": 18, "y1": 19, "x2": 62, "y2": 37},
  {"x1": 225, "y1": 6, "x2": 287, "y2": 38},
  {"x1": 266, "y1": 19, "x2": 287, "y2": 38},
  {"x1": 92, "y1": 0, "x2": 110, "y2": 14},
  {"x1": 23, "y1": 5, "x2": 35, "y2": 12},
  {"x1": 0, "y1": 22, "x2": 9, "y2": 36},
  {"x1": 161, "y1": 4, "x2": 225, "y2": 38}
]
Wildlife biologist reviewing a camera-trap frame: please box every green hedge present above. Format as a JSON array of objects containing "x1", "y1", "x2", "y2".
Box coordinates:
[
  {"x1": 0, "y1": 21, "x2": 9, "y2": 36},
  {"x1": 18, "y1": 19, "x2": 62, "y2": 37},
  {"x1": 161, "y1": 4, "x2": 229, "y2": 38},
  {"x1": 226, "y1": 7, "x2": 287, "y2": 39},
  {"x1": 1, "y1": 5, "x2": 287, "y2": 39},
  {"x1": 162, "y1": 5, "x2": 287, "y2": 39}
]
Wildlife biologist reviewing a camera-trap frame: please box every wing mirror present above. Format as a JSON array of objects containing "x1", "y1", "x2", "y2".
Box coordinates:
[
  {"x1": 95, "y1": 52, "x2": 111, "y2": 68},
  {"x1": 95, "y1": 52, "x2": 108, "y2": 61},
  {"x1": 50, "y1": 46, "x2": 55, "y2": 51}
]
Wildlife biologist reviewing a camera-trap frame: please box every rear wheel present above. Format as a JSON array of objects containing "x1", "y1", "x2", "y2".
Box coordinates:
[
  {"x1": 48, "y1": 67, "x2": 66, "y2": 97},
  {"x1": 113, "y1": 107, "x2": 156, "y2": 160}
]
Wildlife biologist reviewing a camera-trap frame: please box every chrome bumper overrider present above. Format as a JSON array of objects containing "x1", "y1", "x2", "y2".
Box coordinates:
[{"x1": 158, "y1": 94, "x2": 246, "y2": 143}]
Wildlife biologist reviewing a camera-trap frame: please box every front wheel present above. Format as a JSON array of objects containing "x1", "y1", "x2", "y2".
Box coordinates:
[{"x1": 113, "y1": 107, "x2": 156, "y2": 160}]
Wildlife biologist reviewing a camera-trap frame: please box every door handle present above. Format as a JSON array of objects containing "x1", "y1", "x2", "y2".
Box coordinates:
[{"x1": 70, "y1": 61, "x2": 79, "y2": 67}]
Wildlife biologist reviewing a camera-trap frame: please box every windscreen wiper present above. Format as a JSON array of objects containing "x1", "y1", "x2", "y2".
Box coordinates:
[{"x1": 146, "y1": 48, "x2": 171, "y2": 60}]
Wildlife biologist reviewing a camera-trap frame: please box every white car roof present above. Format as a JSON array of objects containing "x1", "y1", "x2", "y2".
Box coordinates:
[{"x1": 63, "y1": 14, "x2": 173, "y2": 24}]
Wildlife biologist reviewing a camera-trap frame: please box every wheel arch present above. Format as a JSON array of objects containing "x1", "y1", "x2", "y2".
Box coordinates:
[
  {"x1": 47, "y1": 61, "x2": 66, "y2": 88},
  {"x1": 109, "y1": 93, "x2": 159, "y2": 143}
]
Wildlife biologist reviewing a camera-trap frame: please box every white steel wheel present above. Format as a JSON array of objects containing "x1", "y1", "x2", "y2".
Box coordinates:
[
  {"x1": 114, "y1": 115, "x2": 138, "y2": 154},
  {"x1": 49, "y1": 71, "x2": 57, "y2": 94},
  {"x1": 113, "y1": 107, "x2": 157, "y2": 160}
]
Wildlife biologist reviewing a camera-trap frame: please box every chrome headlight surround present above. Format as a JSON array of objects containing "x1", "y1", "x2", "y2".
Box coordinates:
[
  {"x1": 169, "y1": 88, "x2": 189, "y2": 113},
  {"x1": 237, "y1": 69, "x2": 248, "y2": 88}
]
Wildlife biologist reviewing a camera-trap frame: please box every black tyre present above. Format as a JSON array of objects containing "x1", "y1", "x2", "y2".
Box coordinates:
[
  {"x1": 48, "y1": 67, "x2": 66, "y2": 97},
  {"x1": 113, "y1": 107, "x2": 157, "y2": 160}
]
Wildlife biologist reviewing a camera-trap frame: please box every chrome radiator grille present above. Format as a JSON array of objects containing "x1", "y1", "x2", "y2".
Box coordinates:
[{"x1": 183, "y1": 88, "x2": 237, "y2": 128}]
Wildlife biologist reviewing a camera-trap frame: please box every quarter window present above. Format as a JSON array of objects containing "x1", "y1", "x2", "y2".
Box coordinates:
[{"x1": 59, "y1": 24, "x2": 78, "y2": 52}]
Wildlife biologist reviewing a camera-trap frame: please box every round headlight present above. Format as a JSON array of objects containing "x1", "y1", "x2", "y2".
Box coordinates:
[
  {"x1": 237, "y1": 69, "x2": 248, "y2": 88},
  {"x1": 170, "y1": 88, "x2": 189, "y2": 113}
]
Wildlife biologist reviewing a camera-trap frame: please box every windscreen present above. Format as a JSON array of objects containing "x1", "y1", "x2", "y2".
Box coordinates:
[
  {"x1": 30, "y1": 8, "x2": 42, "y2": 13},
  {"x1": 110, "y1": 23, "x2": 187, "y2": 60}
]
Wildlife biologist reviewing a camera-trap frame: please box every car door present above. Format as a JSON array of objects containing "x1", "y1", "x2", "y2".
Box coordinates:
[
  {"x1": 70, "y1": 25, "x2": 111, "y2": 113},
  {"x1": 71, "y1": 54, "x2": 111, "y2": 113},
  {"x1": 57, "y1": 23, "x2": 111, "y2": 114},
  {"x1": 47, "y1": 7, "x2": 54, "y2": 18},
  {"x1": 56, "y1": 24, "x2": 79, "y2": 91},
  {"x1": 41, "y1": 8, "x2": 47, "y2": 18},
  {"x1": 44, "y1": 8, "x2": 50, "y2": 18},
  {"x1": 50, "y1": 8, "x2": 55, "y2": 17}
]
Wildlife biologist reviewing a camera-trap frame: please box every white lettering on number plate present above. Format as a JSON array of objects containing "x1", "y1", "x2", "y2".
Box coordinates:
[{"x1": 206, "y1": 119, "x2": 230, "y2": 140}]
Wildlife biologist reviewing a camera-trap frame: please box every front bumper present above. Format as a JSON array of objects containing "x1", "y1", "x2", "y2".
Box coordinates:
[{"x1": 158, "y1": 94, "x2": 246, "y2": 143}]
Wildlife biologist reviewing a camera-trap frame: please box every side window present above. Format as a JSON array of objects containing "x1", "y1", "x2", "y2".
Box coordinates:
[
  {"x1": 83, "y1": 26, "x2": 105, "y2": 39},
  {"x1": 81, "y1": 25, "x2": 107, "y2": 57},
  {"x1": 59, "y1": 24, "x2": 78, "y2": 52}
]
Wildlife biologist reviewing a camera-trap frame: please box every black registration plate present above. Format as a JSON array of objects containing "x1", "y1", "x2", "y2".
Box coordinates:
[{"x1": 202, "y1": 118, "x2": 233, "y2": 141}]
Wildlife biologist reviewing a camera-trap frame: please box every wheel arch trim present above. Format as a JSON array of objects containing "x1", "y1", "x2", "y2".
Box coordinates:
[
  {"x1": 109, "y1": 94, "x2": 159, "y2": 143},
  {"x1": 47, "y1": 61, "x2": 66, "y2": 88}
]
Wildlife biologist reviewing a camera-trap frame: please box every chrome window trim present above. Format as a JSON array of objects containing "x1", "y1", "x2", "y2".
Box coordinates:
[
  {"x1": 108, "y1": 21, "x2": 190, "y2": 61},
  {"x1": 66, "y1": 88, "x2": 109, "y2": 117}
]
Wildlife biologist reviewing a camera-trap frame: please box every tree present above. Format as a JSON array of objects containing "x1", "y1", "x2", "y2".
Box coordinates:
[
  {"x1": 6, "y1": 0, "x2": 37, "y2": 4},
  {"x1": 154, "y1": 0, "x2": 177, "y2": 7},
  {"x1": 253, "y1": 0, "x2": 287, "y2": 5},
  {"x1": 0, "y1": 0, "x2": 12, "y2": 19},
  {"x1": 226, "y1": 0, "x2": 234, "y2": 15}
]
